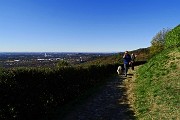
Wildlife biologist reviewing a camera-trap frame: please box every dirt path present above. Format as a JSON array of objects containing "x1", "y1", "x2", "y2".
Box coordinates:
[{"x1": 62, "y1": 73, "x2": 136, "y2": 120}]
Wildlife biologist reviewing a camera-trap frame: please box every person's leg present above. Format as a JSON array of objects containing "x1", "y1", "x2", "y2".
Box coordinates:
[
  {"x1": 132, "y1": 62, "x2": 134, "y2": 70},
  {"x1": 124, "y1": 64, "x2": 128, "y2": 76}
]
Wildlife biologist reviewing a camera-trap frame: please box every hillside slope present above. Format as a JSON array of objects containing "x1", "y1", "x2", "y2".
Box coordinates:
[
  {"x1": 78, "y1": 48, "x2": 150, "y2": 67},
  {"x1": 133, "y1": 47, "x2": 180, "y2": 119}
]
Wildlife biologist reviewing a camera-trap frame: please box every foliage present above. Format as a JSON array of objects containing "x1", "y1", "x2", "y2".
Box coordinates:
[
  {"x1": 150, "y1": 28, "x2": 171, "y2": 56},
  {"x1": 131, "y1": 48, "x2": 150, "y2": 61},
  {"x1": 0, "y1": 64, "x2": 118, "y2": 120},
  {"x1": 56, "y1": 60, "x2": 70, "y2": 67},
  {"x1": 165, "y1": 25, "x2": 180, "y2": 48}
]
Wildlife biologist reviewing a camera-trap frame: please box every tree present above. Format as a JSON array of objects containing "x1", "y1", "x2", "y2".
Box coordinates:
[
  {"x1": 150, "y1": 28, "x2": 171, "y2": 56},
  {"x1": 57, "y1": 60, "x2": 70, "y2": 67}
]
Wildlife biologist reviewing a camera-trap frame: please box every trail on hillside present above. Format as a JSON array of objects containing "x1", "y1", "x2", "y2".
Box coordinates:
[{"x1": 62, "y1": 72, "x2": 136, "y2": 120}]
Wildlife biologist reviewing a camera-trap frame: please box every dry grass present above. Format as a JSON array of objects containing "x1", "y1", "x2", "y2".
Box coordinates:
[{"x1": 122, "y1": 66, "x2": 141, "y2": 115}]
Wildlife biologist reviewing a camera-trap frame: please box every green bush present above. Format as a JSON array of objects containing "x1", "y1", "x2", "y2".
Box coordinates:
[{"x1": 0, "y1": 64, "x2": 117, "y2": 120}]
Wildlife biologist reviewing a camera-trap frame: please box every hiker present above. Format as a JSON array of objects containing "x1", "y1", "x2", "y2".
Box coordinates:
[
  {"x1": 131, "y1": 53, "x2": 136, "y2": 70},
  {"x1": 123, "y1": 51, "x2": 131, "y2": 77}
]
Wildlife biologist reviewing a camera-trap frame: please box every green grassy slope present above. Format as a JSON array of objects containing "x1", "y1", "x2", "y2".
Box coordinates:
[{"x1": 133, "y1": 47, "x2": 180, "y2": 119}]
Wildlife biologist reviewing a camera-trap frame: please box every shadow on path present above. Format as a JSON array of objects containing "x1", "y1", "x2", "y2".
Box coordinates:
[{"x1": 62, "y1": 75, "x2": 136, "y2": 120}]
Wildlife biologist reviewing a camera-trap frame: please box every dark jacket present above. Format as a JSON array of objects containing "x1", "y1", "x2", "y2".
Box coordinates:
[{"x1": 123, "y1": 54, "x2": 131, "y2": 64}]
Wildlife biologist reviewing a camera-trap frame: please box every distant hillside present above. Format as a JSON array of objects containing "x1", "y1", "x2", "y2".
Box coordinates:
[
  {"x1": 133, "y1": 25, "x2": 180, "y2": 119},
  {"x1": 78, "y1": 48, "x2": 150, "y2": 66}
]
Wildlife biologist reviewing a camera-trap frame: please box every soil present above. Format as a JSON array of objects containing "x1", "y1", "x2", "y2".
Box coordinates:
[{"x1": 62, "y1": 72, "x2": 136, "y2": 120}]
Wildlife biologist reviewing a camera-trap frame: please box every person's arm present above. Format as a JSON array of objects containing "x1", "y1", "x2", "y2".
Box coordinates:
[{"x1": 123, "y1": 54, "x2": 126, "y2": 58}]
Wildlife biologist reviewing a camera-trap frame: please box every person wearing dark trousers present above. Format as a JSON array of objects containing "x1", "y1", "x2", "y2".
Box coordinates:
[
  {"x1": 123, "y1": 51, "x2": 131, "y2": 77},
  {"x1": 131, "y1": 53, "x2": 136, "y2": 70}
]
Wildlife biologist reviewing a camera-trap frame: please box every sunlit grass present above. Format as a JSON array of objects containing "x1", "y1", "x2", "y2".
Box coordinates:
[{"x1": 133, "y1": 47, "x2": 180, "y2": 119}]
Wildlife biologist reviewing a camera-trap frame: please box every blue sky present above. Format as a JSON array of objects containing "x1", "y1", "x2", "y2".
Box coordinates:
[{"x1": 0, "y1": 0, "x2": 180, "y2": 52}]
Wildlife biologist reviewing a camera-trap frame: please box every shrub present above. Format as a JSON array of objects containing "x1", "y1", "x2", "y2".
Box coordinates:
[{"x1": 0, "y1": 64, "x2": 117, "y2": 120}]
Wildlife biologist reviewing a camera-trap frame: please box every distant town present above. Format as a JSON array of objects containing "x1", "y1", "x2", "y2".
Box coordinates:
[{"x1": 0, "y1": 52, "x2": 115, "y2": 68}]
